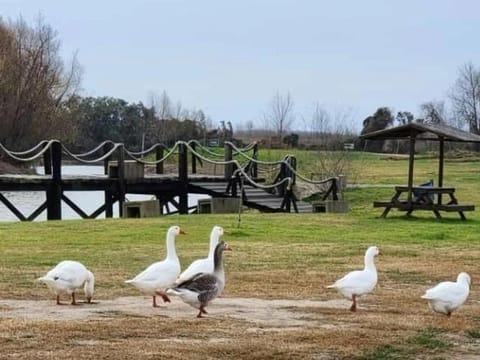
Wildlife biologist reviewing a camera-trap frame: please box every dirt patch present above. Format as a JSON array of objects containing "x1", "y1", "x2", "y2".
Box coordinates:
[{"x1": 0, "y1": 296, "x2": 350, "y2": 327}]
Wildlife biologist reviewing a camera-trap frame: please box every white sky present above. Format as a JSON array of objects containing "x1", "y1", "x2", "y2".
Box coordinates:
[{"x1": 2, "y1": 0, "x2": 479, "y2": 132}]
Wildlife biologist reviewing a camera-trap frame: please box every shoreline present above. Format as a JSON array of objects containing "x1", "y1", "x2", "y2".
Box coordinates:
[{"x1": 0, "y1": 160, "x2": 36, "y2": 175}]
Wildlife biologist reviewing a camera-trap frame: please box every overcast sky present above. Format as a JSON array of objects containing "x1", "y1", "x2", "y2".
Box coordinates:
[{"x1": 2, "y1": 0, "x2": 479, "y2": 132}]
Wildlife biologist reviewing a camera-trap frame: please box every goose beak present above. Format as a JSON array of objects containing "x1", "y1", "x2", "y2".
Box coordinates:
[
  {"x1": 225, "y1": 244, "x2": 233, "y2": 251},
  {"x1": 179, "y1": 229, "x2": 186, "y2": 235}
]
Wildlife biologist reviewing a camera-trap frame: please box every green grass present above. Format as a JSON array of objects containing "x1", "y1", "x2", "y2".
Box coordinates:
[
  {"x1": 362, "y1": 329, "x2": 449, "y2": 360},
  {"x1": 1, "y1": 149, "x2": 480, "y2": 359}
]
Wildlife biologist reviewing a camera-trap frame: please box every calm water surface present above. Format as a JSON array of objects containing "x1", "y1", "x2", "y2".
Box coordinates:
[{"x1": 0, "y1": 165, "x2": 209, "y2": 221}]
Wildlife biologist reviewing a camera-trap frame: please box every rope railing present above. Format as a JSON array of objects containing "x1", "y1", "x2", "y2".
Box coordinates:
[
  {"x1": 66, "y1": 140, "x2": 115, "y2": 158},
  {"x1": 4, "y1": 140, "x2": 50, "y2": 156},
  {"x1": 187, "y1": 140, "x2": 224, "y2": 158},
  {"x1": 61, "y1": 142, "x2": 123, "y2": 164},
  {"x1": 126, "y1": 143, "x2": 170, "y2": 157},
  {"x1": 0, "y1": 139, "x2": 339, "y2": 194},
  {"x1": 0, "y1": 140, "x2": 57, "y2": 162},
  {"x1": 225, "y1": 141, "x2": 289, "y2": 166},
  {"x1": 232, "y1": 166, "x2": 293, "y2": 191},
  {"x1": 183, "y1": 141, "x2": 242, "y2": 167},
  {"x1": 233, "y1": 141, "x2": 257, "y2": 153},
  {"x1": 123, "y1": 142, "x2": 180, "y2": 164}
]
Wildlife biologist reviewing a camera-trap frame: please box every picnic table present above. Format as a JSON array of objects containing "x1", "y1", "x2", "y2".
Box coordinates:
[{"x1": 373, "y1": 185, "x2": 475, "y2": 220}]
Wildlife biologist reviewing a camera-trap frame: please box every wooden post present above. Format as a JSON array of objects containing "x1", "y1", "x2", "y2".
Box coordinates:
[
  {"x1": 252, "y1": 143, "x2": 258, "y2": 178},
  {"x1": 224, "y1": 142, "x2": 233, "y2": 179},
  {"x1": 103, "y1": 142, "x2": 113, "y2": 218},
  {"x1": 43, "y1": 145, "x2": 52, "y2": 175},
  {"x1": 178, "y1": 142, "x2": 188, "y2": 214},
  {"x1": 277, "y1": 161, "x2": 287, "y2": 197},
  {"x1": 156, "y1": 145, "x2": 164, "y2": 174},
  {"x1": 47, "y1": 140, "x2": 62, "y2": 220},
  {"x1": 438, "y1": 137, "x2": 444, "y2": 205},
  {"x1": 407, "y1": 135, "x2": 416, "y2": 204},
  {"x1": 117, "y1": 144, "x2": 126, "y2": 217},
  {"x1": 191, "y1": 141, "x2": 197, "y2": 174},
  {"x1": 289, "y1": 156, "x2": 296, "y2": 186}
]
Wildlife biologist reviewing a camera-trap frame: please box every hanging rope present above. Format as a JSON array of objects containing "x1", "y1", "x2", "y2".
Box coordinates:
[{"x1": 0, "y1": 140, "x2": 57, "y2": 162}]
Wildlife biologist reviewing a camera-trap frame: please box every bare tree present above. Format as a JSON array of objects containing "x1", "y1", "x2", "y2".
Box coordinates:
[
  {"x1": 263, "y1": 91, "x2": 295, "y2": 140},
  {"x1": 309, "y1": 102, "x2": 330, "y2": 136},
  {"x1": 0, "y1": 16, "x2": 82, "y2": 149},
  {"x1": 420, "y1": 100, "x2": 447, "y2": 125},
  {"x1": 449, "y1": 62, "x2": 480, "y2": 134}
]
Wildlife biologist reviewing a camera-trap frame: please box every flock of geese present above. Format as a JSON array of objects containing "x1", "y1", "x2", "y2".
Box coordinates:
[{"x1": 37, "y1": 225, "x2": 471, "y2": 318}]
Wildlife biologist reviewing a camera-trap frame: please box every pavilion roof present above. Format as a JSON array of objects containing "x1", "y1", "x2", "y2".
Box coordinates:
[{"x1": 359, "y1": 122, "x2": 480, "y2": 143}]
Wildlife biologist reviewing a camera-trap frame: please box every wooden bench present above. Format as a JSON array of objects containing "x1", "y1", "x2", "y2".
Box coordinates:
[{"x1": 373, "y1": 186, "x2": 475, "y2": 220}]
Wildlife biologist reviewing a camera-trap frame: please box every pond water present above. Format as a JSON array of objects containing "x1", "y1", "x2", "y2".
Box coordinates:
[{"x1": 0, "y1": 165, "x2": 209, "y2": 222}]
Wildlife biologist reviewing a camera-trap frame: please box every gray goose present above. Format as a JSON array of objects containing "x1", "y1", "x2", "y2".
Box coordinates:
[{"x1": 167, "y1": 240, "x2": 232, "y2": 317}]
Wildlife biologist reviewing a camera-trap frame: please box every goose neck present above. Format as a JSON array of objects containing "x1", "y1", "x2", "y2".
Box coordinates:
[
  {"x1": 208, "y1": 234, "x2": 220, "y2": 259},
  {"x1": 213, "y1": 246, "x2": 224, "y2": 273},
  {"x1": 364, "y1": 254, "x2": 376, "y2": 272},
  {"x1": 166, "y1": 232, "x2": 178, "y2": 260}
]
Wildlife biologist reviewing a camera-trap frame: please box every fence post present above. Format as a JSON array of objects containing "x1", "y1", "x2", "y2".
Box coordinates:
[
  {"x1": 252, "y1": 142, "x2": 258, "y2": 178},
  {"x1": 289, "y1": 156, "x2": 296, "y2": 186},
  {"x1": 43, "y1": 142, "x2": 52, "y2": 175},
  {"x1": 191, "y1": 141, "x2": 197, "y2": 174},
  {"x1": 156, "y1": 145, "x2": 164, "y2": 174},
  {"x1": 224, "y1": 142, "x2": 233, "y2": 179},
  {"x1": 47, "y1": 140, "x2": 62, "y2": 220},
  {"x1": 104, "y1": 141, "x2": 114, "y2": 218},
  {"x1": 117, "y1": 144, "x2": 125, "y2": 217},
  {"x1": 178, "y1": 142, "x2": 188, "y2": 214}
]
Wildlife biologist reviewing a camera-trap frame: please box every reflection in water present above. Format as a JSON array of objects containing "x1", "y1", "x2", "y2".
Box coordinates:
[{"x1": 0, "y1": 166, "x2": 209, "y2": 222}]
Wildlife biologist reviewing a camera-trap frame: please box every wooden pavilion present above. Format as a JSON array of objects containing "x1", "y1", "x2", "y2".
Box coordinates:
[{"x1": 359, "y1": 122, "x2": 480, "y2": 219}]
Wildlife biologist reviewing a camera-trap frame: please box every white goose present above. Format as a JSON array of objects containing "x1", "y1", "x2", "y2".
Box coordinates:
[
  {"x1": 175, "y1": 225, "x2": 225, "y2": 285},
  {"x1": 167, "y1": 240, "x2": 232, "y2": 318},
  {"x1": 125, "y1": 225, "x2": 185, "y2": 307},
  {"x1": 421, "y1": 272, "x2": 471, "y2": 316},
  {"x1": 327, "y1": 246, "x2": 380, "y2": 311},
  {"x1": 37, "y1": 260, "x2": 95, "y2": 305}
]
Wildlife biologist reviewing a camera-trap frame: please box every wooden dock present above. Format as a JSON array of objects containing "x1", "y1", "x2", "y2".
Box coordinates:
[{"x1": 0, "y1": 140, "x2": 341, "y2": 220}]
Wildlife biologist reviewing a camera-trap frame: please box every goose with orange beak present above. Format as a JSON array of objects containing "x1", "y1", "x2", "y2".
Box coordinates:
[
  {"x1": 167, "y1": 240, "x2": 232, "y2": 318},
  {"x1": 125, "y1": 225, "x2": 186, "y2": 308},
  {"x1": 327, "y1": 246, "x2": 380, "y2": 311}
]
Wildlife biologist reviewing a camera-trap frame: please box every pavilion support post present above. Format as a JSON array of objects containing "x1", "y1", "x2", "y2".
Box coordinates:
[
  {"x1": 438, "y1": 138, "x2": 444, "y2": 205},
  {"x1": 47, "y1": 140, "x2": 62, "y2": 220},
  {"x1": 178, "y1": 142, "x2": 188, "y2": 214},
  {"x1": 407, "y1": 135, "x2": 416, "y2": 205}
]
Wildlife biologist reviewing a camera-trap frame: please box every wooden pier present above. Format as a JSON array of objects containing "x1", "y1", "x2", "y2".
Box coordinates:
[{"x1": 0, "y1": 140, "x2": 339, "y2": 221}]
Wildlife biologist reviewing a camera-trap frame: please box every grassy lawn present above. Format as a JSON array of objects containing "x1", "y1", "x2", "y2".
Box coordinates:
[{"x1": 0, "y1": 151, "x2": 480, "y2": 359}]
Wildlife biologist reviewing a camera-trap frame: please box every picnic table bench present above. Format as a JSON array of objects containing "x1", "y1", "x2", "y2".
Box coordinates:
[{"x1": 373, "y1": 186, "x2": 475, "y2": 220}]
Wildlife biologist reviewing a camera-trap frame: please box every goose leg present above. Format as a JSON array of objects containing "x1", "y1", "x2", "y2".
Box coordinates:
[
  {"x1": 152, "y1": 296, "x2": 159, "y2": 308},
  {"x1": 197, "y1": 304, "x2": 208, "y2": 318},
  {"x1": 350, "y1": 294, "x2": 357, "y2": 312},
  {"x1": 71, "y1": 292, "x2": 77, "y2": 305},
  {"x1": 158, "y1": 293, "x2": 171, "y2": 303},
  {"x1": 56, "y1": 295, "x2": 62, "y2": 305},
  {"x1": 153, "y1": 292, "x2": 171, "y2": 306}
]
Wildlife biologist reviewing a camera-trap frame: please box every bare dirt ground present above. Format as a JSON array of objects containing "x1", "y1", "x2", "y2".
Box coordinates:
[
  {"x1": 1, "y1": 295, "x2": 480, "y2": 359},
  {"x1": 0, "y1": 296, "x2": 349, "y2": 326}
]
